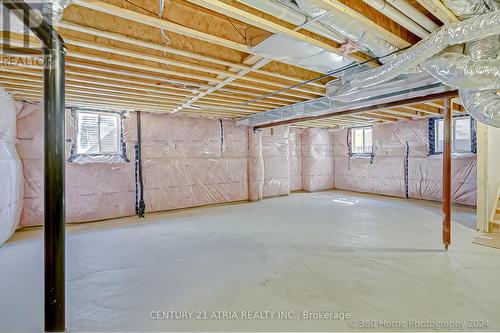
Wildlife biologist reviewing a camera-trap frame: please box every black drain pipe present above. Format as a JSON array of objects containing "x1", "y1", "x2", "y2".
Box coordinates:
[
  {"x1": 135, "y1": 111, "x2": 145, "y2": 217},
  {"x1": 1, "y1": 1, "x2": 67, "y2": 331}
]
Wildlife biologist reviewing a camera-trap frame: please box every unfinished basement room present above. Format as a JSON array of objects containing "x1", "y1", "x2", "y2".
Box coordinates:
[{"x1": 1, "y1": 0, "x2": 500, "y2": 332}]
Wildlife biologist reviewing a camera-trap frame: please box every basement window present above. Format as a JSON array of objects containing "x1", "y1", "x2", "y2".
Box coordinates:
[
  {"x1": 68, "y1": 109, "x2": 129, "y2": 163},
  {"x1": 430, "y1": 115, "x2": 476, "y2": 154},
  {"x1": 349, "y1": 126, "x2": 373, "y2": 156}
]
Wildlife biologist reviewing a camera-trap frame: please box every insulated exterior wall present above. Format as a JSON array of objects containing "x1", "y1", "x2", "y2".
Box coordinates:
[
  {"x1": 16, "y1": 105, "x2": 136, "y2": 227},
  {"x1": 301, "y1": 128, "x2": 334, "y2": 192},
  {"x1": 15, "y1": 104, "x2": 249, "y2": 227},
  {"x1": 141, "y1": 113, "x2": 248, "y2": 212},
  {"x1": 332, "y1": 119, "x2": 476, "y2": 206},
  {"x1": 289, "y1": 128, "x2": 303, "y2": 191},
  {"x1": 0, "y1": 88, "x2": 23, "y2": 245},
  {"x1": 261, "y1": 126, "x2": 291, "y2": 197},
  {"x1": 248, "y1": 129, "x2": 264, "y2": 201}
]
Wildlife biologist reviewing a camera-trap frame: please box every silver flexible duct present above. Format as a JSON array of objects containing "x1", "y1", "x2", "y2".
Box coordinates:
[
  {"x1": 441, "y1": 0, "x2": 490, "y2": 17},
  {"x1": 326, "y1": 10, "x2": 500, "y2": 96},
  {"x1": 327, "y1": 2, "x2": 500, "y2": 127},
  {"x1": 458, "y1": 33, "x2": 500, "y2": 127},
  {"x1": 423, "y1": 51, "x2": 500, "y2": 90},
  {"x1": 294, "y1": 0, "x2": 398, "y2": 61},
  {"x1": 44, "y1": 0, "x2": 71, "y2": 22},
  {"x1": 1, "y1": 0, "x2": 70, "y2": 33},
  {"x1": 442, "y1": 0, "x2": 500, "y2": 127},
  {"x1": 460, "y1": 90, "x2": 500, "y2": 127}
]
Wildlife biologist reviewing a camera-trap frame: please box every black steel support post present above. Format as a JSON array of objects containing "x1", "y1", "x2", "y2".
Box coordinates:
[
  {"x1": 1, "y1": 1, "x2": 67, "y2": 331},
  {"x1": 43, "y1": 33, "x2": 66, "y2": 333},
  {"x1": 442, "y1": 97, "x2": 452, "y2": 249}
]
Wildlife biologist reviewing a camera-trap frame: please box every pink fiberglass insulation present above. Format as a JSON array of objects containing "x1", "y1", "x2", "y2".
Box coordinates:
[
  {"x1": 261, "y1": 126, "x2": 291, "y2": 197},
  {"x1": 248, "y1": 128, "x2": 264, "y2": 201},
  {"x1": 15, "y1": 105, "x2": 249, "y2": 227},
  {"x1": 289, "y1": 128, "x2": 303, "y2": 192},
  {"x1": 332, "y1": 118, "x2": 476, "y2": 206},
  {"x1": 16, "y1": 104, "x2": 136, "y2": 226},
  {"x1": 0, "y1": 88, "x2": 23, "y2": 245},
  {"x1": 301, "y1": 128, "x2": 334, "y2": 192},
  {"x1": 409, "y1": 155, "x2": 477, "y2": 205},
  {"x1": 141, "y1": 113, "x2": 248, "y2": 212}
]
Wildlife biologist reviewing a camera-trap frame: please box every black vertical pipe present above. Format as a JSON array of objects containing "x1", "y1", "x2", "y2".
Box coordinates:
[
  {"x1": 1, "y1": 1, "x2": 67, "y2": 331},
  {"x1": 136, "y1": 111, "x2": 145, "y2": 217},
  {"x1": 43, "y1": 33, "x2": 66, "y2": 333},
  {"x1": 442, "y1": 97, "x2": 452, "y2": 250}
]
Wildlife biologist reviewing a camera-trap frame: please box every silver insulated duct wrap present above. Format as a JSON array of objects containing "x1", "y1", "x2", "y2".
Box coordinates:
[
  {"x1": 443, "y1": 0, "x2": 500, "y2": 127},
  {"x1": 327, "y1": 8, "x2": 500, "y2": 127},
  {"x1": 1, "y1": 0, "x2": 70, "y2": 33},
  {"x1": 294, "y1": 0, "x2": 398, "y2": 61},
  {"x1": 45, "y1": 0, "x2": 72, "y2": 22},
  {"x1": 442, "y1": 0, "x2": 491, "y2": 17}
]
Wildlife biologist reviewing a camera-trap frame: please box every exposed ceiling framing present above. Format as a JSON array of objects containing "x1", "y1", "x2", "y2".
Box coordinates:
[{"x1": 0, "y1": 0, "x2": 457, "y2": 128}]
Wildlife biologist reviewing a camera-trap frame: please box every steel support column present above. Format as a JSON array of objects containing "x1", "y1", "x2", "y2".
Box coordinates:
[
  {"x1": 1, "y1": 1, "x2": 67, "y2": 331},
  {"x1": 443, "y1": 97, "x2": 452, "y2": 249}
]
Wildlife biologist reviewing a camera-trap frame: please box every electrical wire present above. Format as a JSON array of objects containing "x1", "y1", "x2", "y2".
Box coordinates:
[{"x1": 223, "y1": 14, "x2": 247, "y2": 43}]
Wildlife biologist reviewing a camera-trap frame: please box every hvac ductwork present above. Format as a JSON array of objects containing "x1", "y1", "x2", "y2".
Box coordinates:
[
  {"x1": 327, "y1": 8, "x2": 500, "y2": 127},
  {"x1": 44, "y1": 0, "x2": 72, "y2": 22},
  {"x1": 441, "y1": 0, "x2": 491, "y2": 17},
  {"x1": 294, "y1": 0, "x2": 398, "y2": 61},
  {"x1": 1, "y1": 0, "x2": 70, "y2": 32}
]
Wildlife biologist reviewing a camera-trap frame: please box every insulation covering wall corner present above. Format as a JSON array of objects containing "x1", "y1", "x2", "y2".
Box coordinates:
[
  {"x1": 0, "y1": 88, "x2": 23, "y2": 245},
  {"x1": 301, "y1": 128, "x2": 334, "y2": 192}
]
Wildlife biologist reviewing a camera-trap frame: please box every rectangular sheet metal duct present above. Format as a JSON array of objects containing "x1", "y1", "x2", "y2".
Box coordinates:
[
  {"x1": 238, "y1": 80, "x2": 454, "y2": 128},
  {"x1": 251, "y1": 33, "x2": 355, "y2": 74}
]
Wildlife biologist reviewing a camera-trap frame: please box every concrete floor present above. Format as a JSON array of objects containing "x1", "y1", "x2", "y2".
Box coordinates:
[{"x1": 1, "y1": 190, "x2": 499, "y2": 332}]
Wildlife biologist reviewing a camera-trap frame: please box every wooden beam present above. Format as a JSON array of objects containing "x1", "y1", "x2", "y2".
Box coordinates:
[
  {"x1": 66, "y1": 43, "x2": 325, "y2": 95},
  {"x1": 416, "y1": 0, "x2": 458, "y2": 24},
  {"x1": 384, "y1": 107, "x2": 426, "y2": 117},
  {"x1": 58, "y1": 21, "x2": 325, "y2": 88},
  {"x1": 72, "y1": 0, "x2": 250, "y2": 53},
  {"x1": 364, "y1": 112, "x2": 400, "y2": 122},
  {"x1": 0, "y1": 52, "x2": 315, "y2": 101},
  {"x1": 0, "y1": 65, "x2": 292, "y2": 107}
]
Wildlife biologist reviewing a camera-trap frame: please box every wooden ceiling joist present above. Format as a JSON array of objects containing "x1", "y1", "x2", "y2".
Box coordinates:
[
  {"x1": 72, "y1": 0, "x2": 250, "y2": 53},
  {"x1": 58, "y1": 20, "x2": 325, "y2": 88},
  {"x1": 185, "y1": 0, "x2": 366, "y2": 64},
  {"x1": 1, "y1": 0, "x2": 460, "y2": 128},
  {"x1": 415, "y1": 0, "x2": 458, "y2": 24}
]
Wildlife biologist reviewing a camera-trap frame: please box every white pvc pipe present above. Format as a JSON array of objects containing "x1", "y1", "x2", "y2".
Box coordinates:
[
  {"x1": 387, "y1": 0, "x2": 440, "y2": 32},
  {"x1": 363, "y1": 0, "x2": 431, "y2": 38}
]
